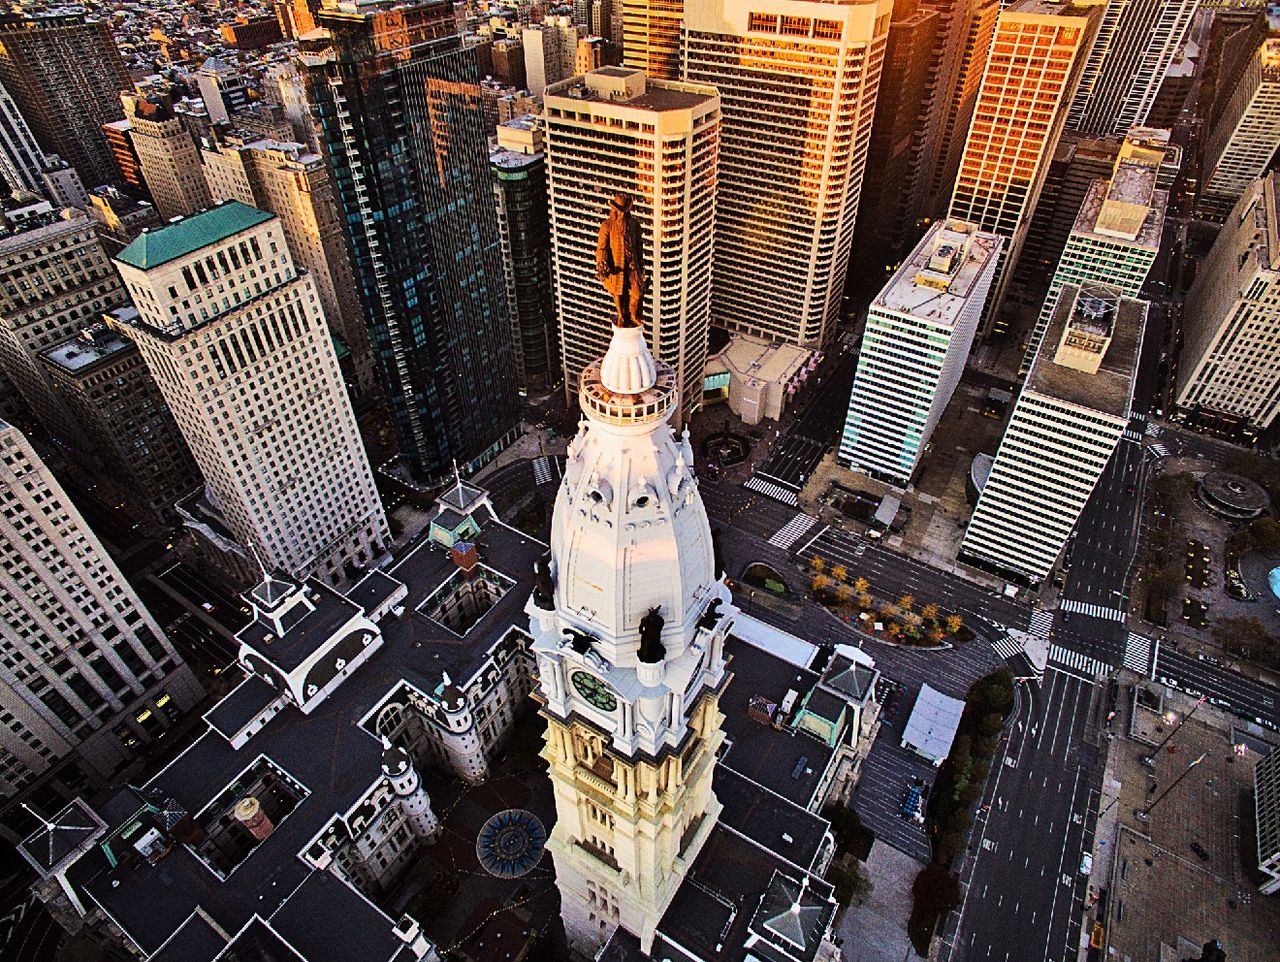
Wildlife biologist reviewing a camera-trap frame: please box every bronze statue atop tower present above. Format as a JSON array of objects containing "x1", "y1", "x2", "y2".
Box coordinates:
[{"x1": 595, "y1": 192, "x2": 648, "y2": 328}]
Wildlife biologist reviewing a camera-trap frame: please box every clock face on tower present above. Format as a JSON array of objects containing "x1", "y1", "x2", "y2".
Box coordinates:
[{"x1": 571, "y1": 671, "x2": 618, "y2": 712}]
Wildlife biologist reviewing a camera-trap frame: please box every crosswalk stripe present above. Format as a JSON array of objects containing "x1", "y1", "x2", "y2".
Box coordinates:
[
  {"x1": 745, "y1": 475, "x2": 800, "y2": 506},
  {"x1": 1144, "y1": 421, "x2": 1161, "y2": 437},
  {"x1": 768, "y1": 513, "x2": 817, "y2": 549},
  {"x1": 992, "y1": 634, "x2": 1023, "y2": 659},
  {"x1": 1027, "y1": 608, "x2": 1054, "y2": 638},
  {"x1": 1124, "y1": 429, "x2": 1142, "y2": 441},
  {"x1": 1049, "y1": 644, "x2": 1109, "y2": 679},
  {"x1": 1124, "y1": 631, "x2": 1153, "y2": 674},
  {"x1": 1149, "y1": 442, "x2": 1169, "y2": 458},
  {"x1": 1059, "y1": 598, "x2": 1126, "y2": 622}
]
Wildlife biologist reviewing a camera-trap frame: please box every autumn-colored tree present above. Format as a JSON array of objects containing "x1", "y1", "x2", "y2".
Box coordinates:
[
  {"x1": 853, "y1": 576, "x2": 870, "y2": 594},
  {"x1": 921, "y1": 603, "x2": 940, "y2": 622},
  {"x1": 945, "y1": 614, "x2": 963, "y2": 634},
  {"x1": 886, "y1": 621, "x2": 900, "y2": 636},
  {"x1": 879, "y1": 602, "x2": 900, "y2": 621},
  {"x1": 835, "y1": 583, "x2": 853, "y2": 605},
  {"x1": 929, "y1": 628, "x2": 946, "y2": 643},
  {"x1": 898, "y1": 594, "x2": 915, "y2": 611},
  {"x1": 811, "y1": 556, "x2": 826, "y2": 574},
  {"x1": 812, "y1": 574, "x2": 831, "y2": 595},
  {"x1": 831, "y1": 564, "x2": 848, "y2": 583},
  {"x1": 903, "y1": 611, "x2": 922, "y2": 629},
  {"x1": 856, "y1": 592, "x2": 873, "y2": 610}
]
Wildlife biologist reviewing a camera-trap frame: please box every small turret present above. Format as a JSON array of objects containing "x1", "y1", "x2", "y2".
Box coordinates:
[{"x1": 381, "y1": 737, "x2": 440, "y2": 841}]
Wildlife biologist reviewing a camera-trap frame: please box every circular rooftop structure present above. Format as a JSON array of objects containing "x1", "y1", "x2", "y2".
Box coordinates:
[
  {"x1": 1197, "y1": 472, "x2": 1270, "y2": 520},
  {"x1": 476, "y1": 809, "x2": 546, "y2": 879}
]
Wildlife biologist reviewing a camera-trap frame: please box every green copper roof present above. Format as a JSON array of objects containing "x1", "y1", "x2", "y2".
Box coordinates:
[{"x1": 115, "y1": 202, "x2": 275, "y2": 270}]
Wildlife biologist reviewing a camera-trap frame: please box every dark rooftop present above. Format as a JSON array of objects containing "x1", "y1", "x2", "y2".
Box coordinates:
[
  {"x1": 151, "y1": 913, "x2": 228, "y2": 962},
  {"x1": 268, "y1": 869, "x2": 414, "y2": 962},
  {"x1": 203, "y1": 674, "x2": 280, "y2": 741},
  {"x1": 719, "y1": 637, "x2": 835, "y2": 808},
  {"x1": 238, "y1": 582, "x2": 362, "y2": 673},
  {"x1": 61, "y1": 515, "x2": 546, "y2": 959},
  {"x1": 653, "y1": 821, "x2": 836, "y2": 962},
  {"x1": 712, "y1": 765, "x2": 830, "y2": 874}
]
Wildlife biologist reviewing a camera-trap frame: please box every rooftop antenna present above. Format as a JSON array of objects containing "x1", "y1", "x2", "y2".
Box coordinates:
[
  {"x1": 452, "y1": 458, "x2": 464, "y2": 500},
  {"x1": 248, "y1": 541, "x2": 269, "y2": 584}
]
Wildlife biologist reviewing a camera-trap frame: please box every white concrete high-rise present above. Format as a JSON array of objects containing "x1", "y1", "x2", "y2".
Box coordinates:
[
  {"x1": 1066, "y1": 0, "x2": 1197, "y2": 134},
  {"x1": 544, "y1": 67, "x2": 719, "y2": 425},
  {"x1": 0, "y1": 418, "x2": 202, "y2": 817},
  {"x1": 1176, "y1": 173, "x2": 1280, "y2": 439},
  {"x1": 839, "y1": 221, "x2": 1001, "y2": 487},
  {"x1": 110, "y1": 201, "x2": 390, "y2": 585},
  {"x1": 528, "y1": 307, "x2": 735, "y2": 957},
  {"x1": 524, "y1": 14, "x2": 584, "y2": 95},
  {"x1": 961, "y1": 282, "x2": 1143, "y2": 584},
  {"x1": 1199, "y1": 35, "x2": 1280, "y2": 222},
  {"x1": 947, "y1": 0, "x2": 1101, "y2": 335},
  {"x1": 683, "y1": 0, "x2": 893, "y2": 348},
  {"x1": 1020, "y1": 131, "x2": 1166, "y2": 377}
]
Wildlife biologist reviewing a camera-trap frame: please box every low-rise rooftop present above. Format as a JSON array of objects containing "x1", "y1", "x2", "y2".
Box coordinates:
[
  {"x1": 1026, "y1": 283, "x2": 1144, "y2": 419},
  {"x1": 876, "y1": 221, "x2": 1002, "y2": 328}
]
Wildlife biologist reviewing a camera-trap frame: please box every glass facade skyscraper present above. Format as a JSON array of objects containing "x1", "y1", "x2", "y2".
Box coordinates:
[{"x1": 301, "y1": 1, "x2": 519, "y2": 481}]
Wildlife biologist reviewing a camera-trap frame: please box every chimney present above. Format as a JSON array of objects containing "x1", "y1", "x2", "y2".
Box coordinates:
[
  {"x1": 451, "y1": 540, "x2": 479, "y2": 575},
  {"x1": 233, "y1": 797, "x2": 273, "y2": 841}
]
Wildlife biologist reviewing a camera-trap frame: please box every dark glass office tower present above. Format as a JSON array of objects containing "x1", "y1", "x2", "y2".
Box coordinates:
[{"x1": 301, "y1": 1, "x2": 519, "y2": 481}]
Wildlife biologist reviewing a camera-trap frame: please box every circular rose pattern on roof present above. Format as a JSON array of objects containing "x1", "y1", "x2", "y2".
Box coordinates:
[{"x1": 476, "y1": 809, "x2": 547, "y2": 879}]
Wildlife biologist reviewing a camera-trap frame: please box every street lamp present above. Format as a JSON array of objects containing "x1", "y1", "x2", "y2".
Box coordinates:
[
  {"x1": 1142, "y1": 695, "x2": 1207, "y2": 765},
  {"x1": 1138, "y1": 752, "x2": 1206, "y2": 821}
]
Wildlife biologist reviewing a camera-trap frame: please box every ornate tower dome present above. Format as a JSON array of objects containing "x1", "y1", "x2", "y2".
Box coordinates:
[{"x1": 528, "y1": 195, "x2": 736, "y2": 957}]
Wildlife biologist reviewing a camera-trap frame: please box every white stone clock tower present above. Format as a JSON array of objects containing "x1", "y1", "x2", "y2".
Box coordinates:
[{"x1": 527, "y1": 311, "x2": 735, "y2": 956}]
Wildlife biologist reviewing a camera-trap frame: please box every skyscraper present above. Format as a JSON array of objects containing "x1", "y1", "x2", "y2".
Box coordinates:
[
  {"x1": 1065, "y1": 0, "x2": 1197, "y2": 134},
  {"x1": 1176, "y1": 173, "x2": 1280, "y2": 440},
  {"x1": 621, "y1": 0, "x2": 683, "y2": 79},
  {"x1": 200, "y1": 130, "x2": 376, "y2": 397},
  {"x1": 529, "y1": 291, "x2": 734, "y2": 957},
  {"x1": 195, "y1": 57, "x2": 252, "y2": 126},
  {"x1": 301, "y1": 0, "x2": 520, "y2": 481},
  {"x1": 1020, "y1": 131, "x2": 1166, "y2": 377},
  {"x1": 840, "y1": 221, "x2": 1001, "y2": 487},
  {"x1": 0, "y1": 79, "x2": 55, "y2": 197},
  {"x1": 920, "y1": 0, "x2": 1001, "y2": 214},
  {"x1": 0, "y1": 204, "x2": 125, "y2": 445},
  {"x1": 947, "y1": 0, "x2": 1101, "y2": 336},
  {"x1": 0, "y1": 11, "x2": 130, "y2": 191},
  {"x1": 39, "y1": 320, "x2": 201, "y2": 518},
  {"x1": 961, "y1": 282, "x2": 1142, "y2": 584},
  {"x1": 491, "y1": 117, "x2": 560, "y2": 395},
  {"x1": 120, "y1": 91, "x2": 213, "y2": 222},
  {"x1": 543, "y1": 67, "x2": 719, "y2": 425},
  {"x1": 0, "y1": 417, "x2": 202, "y2": 822},
  {"x1": 1198, "y1": 34, "x2": 1280, "y2": 223},
  {"x1": 110, "y1": 202, "x2": 390, "y2": 584},
  {"x1": 848, "y1": 0, "x2": 940, "y2": 284},
  {"x1": 683, "y1": 0, "x2": 893, "y2": 348}
]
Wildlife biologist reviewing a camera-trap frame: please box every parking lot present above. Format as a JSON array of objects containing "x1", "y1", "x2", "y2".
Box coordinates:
[{"x1": 852, "y1": 679, "x2": 937, "y2": 863}]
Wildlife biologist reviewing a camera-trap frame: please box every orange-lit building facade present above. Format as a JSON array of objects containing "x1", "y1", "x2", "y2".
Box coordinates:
[
  {"x1": 683, "y1": 0, "x2": 893, "y2": 348},
  {"x1": 621, "y1": 0, "x2": 683, "y2": 79},
  {"x1": 947, "y1": 0, "x2": 1100, "y2": 335}
]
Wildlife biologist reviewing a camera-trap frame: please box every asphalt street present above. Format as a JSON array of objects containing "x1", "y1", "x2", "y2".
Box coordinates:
[
  {"x1": 943, "y1": 668, "x2": 1105, "y2": 962},
  {"x1": 747, "y1": 347, "x2": 858, "y2": 498},
  {"x1": 1155, "y1": 648, "x2": 1280, "y2": 730}
]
